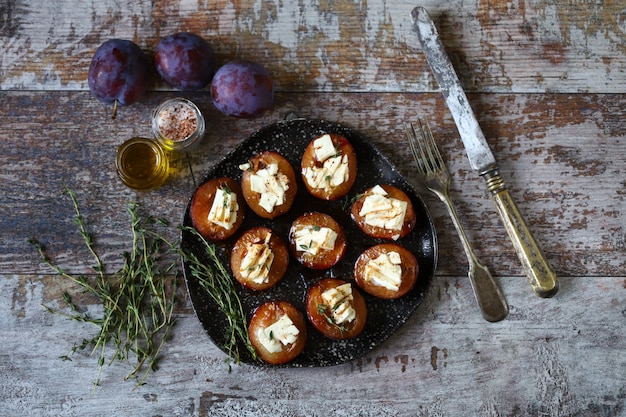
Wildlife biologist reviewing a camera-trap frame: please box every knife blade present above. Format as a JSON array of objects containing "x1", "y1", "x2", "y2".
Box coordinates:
[{"x1": 412, "y1": 6, "x2": 559, "y2": 298}]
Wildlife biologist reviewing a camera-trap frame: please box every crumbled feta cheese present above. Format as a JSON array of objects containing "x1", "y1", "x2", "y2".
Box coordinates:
[
  {"x1": 293, "y1": 225, "x2": 337, "y2": 255},
  {"x1": 364, "y1": 251, "x2": 402, "y2": 291},
  {"x1": 302, "y1": 153, "x2": 349, "y2": 192},
  {"x1": 247, "y1": 162, "x2": 289, "y2": 213},
  {"x1": 257, "y1": 314, "x2": 300, "y2": 353},
  {"x1": 321, "y1": 283, "x2": 356, "y2": 324},
  {"x1": 239, "y1": 233, "x2": 274, "y2": 284},
  {"x1": 359, "y1": 186, "x2": 407, "y2": 232},
  {"x1": 313, "y1": 134, "x2": 337, "y2": 162},
  {"x1": 207, "y1": 187, "x2": 238, "y2": 229}
]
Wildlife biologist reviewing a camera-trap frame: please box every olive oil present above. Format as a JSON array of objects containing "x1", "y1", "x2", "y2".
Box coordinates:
[{"x1": 116, "y1": 137, "x2": 169, "y2": 190}]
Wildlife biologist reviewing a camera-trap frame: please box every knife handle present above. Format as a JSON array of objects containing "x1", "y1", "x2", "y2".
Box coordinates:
[{"x1": 483, "y1": 170, "x2": 559, "y2": 298}]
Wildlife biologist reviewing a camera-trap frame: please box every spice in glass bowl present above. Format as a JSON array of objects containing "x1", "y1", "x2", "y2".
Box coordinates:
[
  {"x1": 116, "y1": 137, "x2": 169, "y2": 190},
  {"x1": 152, "y1": 98, "x2": 205, "y2": 152}
]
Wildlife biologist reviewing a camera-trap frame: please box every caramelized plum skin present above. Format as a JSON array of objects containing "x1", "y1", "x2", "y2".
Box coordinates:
[
  {"x1": 248, "y1": 301, "x2": 307, "y2": 365},
  {"x1": 241, "y1": 152, "x2": 297, "y2": 219},
  {"x1": 354, "y1": 243, "x2": 418, "y2": 299},
  {"x1": 189, "y1": 177, "x2": 245, "y2": 241},
  {"x1": 301, "y1": 133, "x2": 358, "y2": 201},
  {"x1": 306, "y1": 278, "x2": 367, "y2": 340},
  {"x1": 88, "y1": 39, "x2": 148, "y2": 106},
  {"x1": 288, "y1": 212, "x2": 347, "y2": 270},
  {"x1": 230, "y1": 227, "x2": 289, "y2": 291},
  {"x1": 211, "y1": 61, "x2": 274, "y2": 117},
  {"x1": 351, "y1": 184, "x2": 416, "y2": 240},
  {"x1": 154, "y1": 32, "x2": 215, "y2": 90}
]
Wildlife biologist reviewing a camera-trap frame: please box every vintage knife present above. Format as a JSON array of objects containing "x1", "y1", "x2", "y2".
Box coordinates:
[{"x1": 412, "y1": 6, "x2": 559, "y2": 298}]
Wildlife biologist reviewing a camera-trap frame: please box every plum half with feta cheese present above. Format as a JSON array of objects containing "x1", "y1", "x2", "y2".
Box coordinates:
[
  {"x1": 240, "y1": 151, "x2": 297, "y2": 219},
  {"x1": 354, "y1": 243, "x2": 418, "y2": 299},
  {"x1": 230, "y1": 227, "x2": 289, "y2": 291},
  {"x1": 190, "y1": 177, "x2": 245, "y2": 241},
  {"x1": 248, "y1": 301, "x2": 307, "y2": 364},
  {"x1": 288, "y1": 212, "x2": 347, "y2": 270},
  {"x1": 350, "y1": 184, "x2": 416, "y2": 240},
  {"x1": 301, "y1": 133, "x2": 357, "y2": 200},
  {"x1": 306, "y1": 278, "x2": 367, "y2": 340}
]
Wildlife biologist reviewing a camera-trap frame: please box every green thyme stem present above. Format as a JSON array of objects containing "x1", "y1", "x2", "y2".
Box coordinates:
[
  {"x1": 30, "y1": 189, "x2": 178, "y2": 390},
  {"x1": 64, "y1": 187, "x2": 105, "y2": 282},
  {"x1": 180, "y1": 226, "x2": 258, "y2": 368}
]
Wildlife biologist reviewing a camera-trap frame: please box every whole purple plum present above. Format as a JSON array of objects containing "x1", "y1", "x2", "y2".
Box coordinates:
[
  {"x1": 88, "y1": 39, "x2": 148, "y2": 107},
  {"x1": 154, "y1": 32, "x2": 215, "y2": 90},
  {"x1": 211, "y1": 61, "x2": 274, "y2": 118}
]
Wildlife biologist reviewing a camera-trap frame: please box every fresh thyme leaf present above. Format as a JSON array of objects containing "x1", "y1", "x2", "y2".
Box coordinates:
[
  {"x1": 341, "y1": 192, "x2": 364, "y2": 211},
  {"x1": 331, "y1": 297, "x2": 348, "y2": 312},
  {"x1": 317, "y1": 302, "x2": 347, "y2": 333},
  {"x1": 316, "y1": 303, "x2": 327, "y2": 315},
  {"x1": 30, "y1": 186, "x2": 178, "y2": 390},
  {"x1": 299, "y1": 239, "x2": 314, "y2": 252}
]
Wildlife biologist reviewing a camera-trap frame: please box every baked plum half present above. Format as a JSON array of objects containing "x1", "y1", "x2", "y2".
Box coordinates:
[
  {"x1": 240, "y1": 151, "x2": 297, "y2": 219},
  {"x1": 351, "y1": 184, "x2": 416, "y2": 240},
  {"x1": 300, "y1": 133, "x2": 357, "y2": 201},
  {"x1": 354, "y1": 243, "x2": 418, "y2": 299},
  {"x1": 230, "y1": 227, "x2": 289, "y2": 291},
  {"x1": 248, "y1": 301, "x2": 307, "y2": 365},
  {"x1": 288, "y1": 212, "x2": 347, "y2": 270},
  {"x1": 189, "y1": 177, "x2": 245, "y2": 241},
  {"x1": 306, "y1": 278, "x2": 366, "y2": 340}
]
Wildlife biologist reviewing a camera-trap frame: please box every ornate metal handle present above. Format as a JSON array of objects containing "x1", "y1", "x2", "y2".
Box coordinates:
[{"x1": 484, "y1": 170, "x2": 559, "y2": 298}]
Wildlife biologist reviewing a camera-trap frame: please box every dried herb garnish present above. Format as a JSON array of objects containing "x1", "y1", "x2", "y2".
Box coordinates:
[{"x1": 29, "y1": 187, "x2": 177, "y2": 390}]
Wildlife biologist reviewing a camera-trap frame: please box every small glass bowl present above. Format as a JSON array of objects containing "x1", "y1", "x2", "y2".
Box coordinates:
[
  {"x1": 116, "y1": 137, "x2": 169, "y2": 190},
  {"x1": 152, "y1": 98, "x2": 205, "y2": 152}
]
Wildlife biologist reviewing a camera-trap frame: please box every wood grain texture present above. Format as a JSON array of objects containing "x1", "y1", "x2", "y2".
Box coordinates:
[
  {"x1": 2, "y1": 0, "x2": 626, "y2": 92},
  {"x1": 2, "y1": 90, "x2": 625, "y2": 415},
  {"x1": 2, "y1": 274, "x2": 625, "y2": 416},
  {"x1": 1, "y1": 0, "x2": 626, "y2": 415},
  {"x1": 2, "y1": 91, "x2": 624, "y2": 278}
]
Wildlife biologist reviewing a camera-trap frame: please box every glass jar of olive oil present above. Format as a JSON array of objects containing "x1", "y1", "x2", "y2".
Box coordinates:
[{"x1": 116, "y1": 137, "x2": 169, "y2": 190}]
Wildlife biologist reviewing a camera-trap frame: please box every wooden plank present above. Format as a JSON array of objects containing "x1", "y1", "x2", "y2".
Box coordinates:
[
  {"x1": 2, "y1": 91, "x2": 624, "y2": 278},
  {"x1": 2, "y1": 1, "x2": 626, "y2": 93},
  {"x1": 2, "y1": 273, "x2": 624, "y2": 416},
  {"x1": 3, "y1": 1, "x2": 625, "y2": 415}
]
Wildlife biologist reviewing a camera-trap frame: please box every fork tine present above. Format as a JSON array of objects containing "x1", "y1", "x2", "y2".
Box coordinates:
[
  {"x1": 418, "y1": 119, "x2": 445, "y2": 170},
  {"x1": 406, "y1": 119, "x2": 445, "y2": 175},
  {"x1": 405, "y1": 122, "x2": 430, "y2": 174},
  {"x1": 405, "y1": 123, "x2": 423, "y2": 173}
]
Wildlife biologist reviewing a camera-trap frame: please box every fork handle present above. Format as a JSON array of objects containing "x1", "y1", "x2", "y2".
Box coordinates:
[
  {"x1": 439, "y1": 197, "x2": 509, "y2": 322},
  {"x1": 483, "y1": 170, "x2": 559, "y2": 298}
]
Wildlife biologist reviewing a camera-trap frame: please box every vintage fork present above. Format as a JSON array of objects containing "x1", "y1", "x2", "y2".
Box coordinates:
[{"x1": 406, "y1": 120, "x2": 508, "y2": 322}]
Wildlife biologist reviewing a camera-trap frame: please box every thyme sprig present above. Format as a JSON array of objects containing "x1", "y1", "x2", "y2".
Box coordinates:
[
  {"x1": 29, "y1": 187, "x2": 178, "y2": 390},
  {"x1": 316, "y1": 303, "x2": 348, "y2": 334},
  {"x1": 180, "y1": 226, "x2": 258, "y2": 369},
  {"x1": 341, "y1": 192, "x2": 364, "y2": 211}
]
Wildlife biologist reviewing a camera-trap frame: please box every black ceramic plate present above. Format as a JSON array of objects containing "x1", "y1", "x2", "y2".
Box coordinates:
[{"x1": 181, "y1": 118, "x2": 437, "y2": 367}]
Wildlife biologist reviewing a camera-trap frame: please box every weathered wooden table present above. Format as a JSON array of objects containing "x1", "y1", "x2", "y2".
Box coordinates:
[{"x1": 2, "y1": 1, "x2": 625, "y2": 415}]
